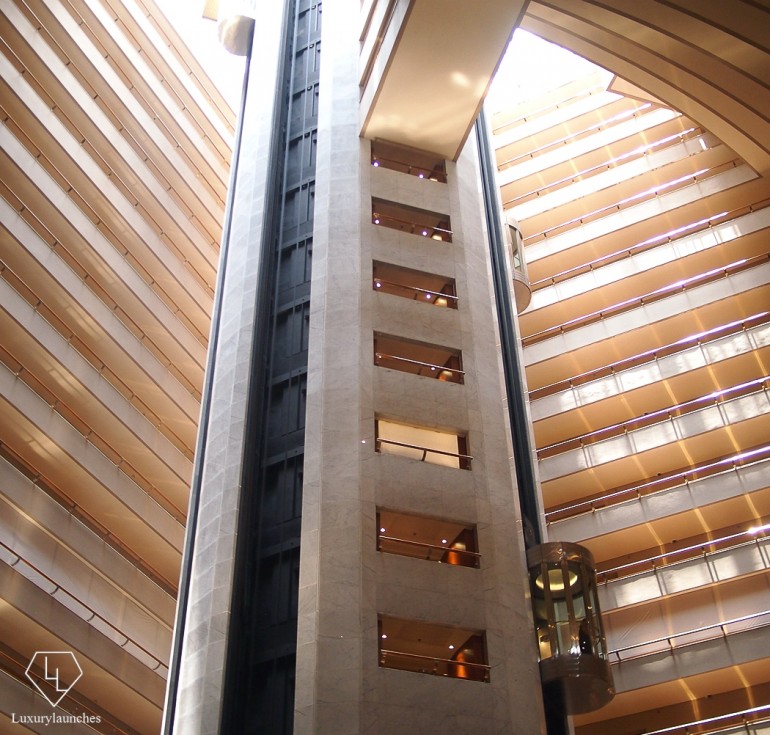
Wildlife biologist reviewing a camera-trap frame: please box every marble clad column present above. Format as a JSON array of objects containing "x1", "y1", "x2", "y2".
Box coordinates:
[
  {"x1": 295, "y1": 0, "x2": 365, "y2": 732},
  {"x1": 167, "y1": 4, "x2": 287, "y2": 733},
  {"x1": 296, "y1": 0, "x2": 545, "y2": 732}
]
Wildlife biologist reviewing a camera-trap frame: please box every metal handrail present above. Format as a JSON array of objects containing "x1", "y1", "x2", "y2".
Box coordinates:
[
  {"x1": 529, "y1": 201, "x2": 753, "y2": 289},
  {"x1": 377, "y1": 534, "x2": 481, "y2": 562},
  {"x1": 530, "y1": 311, "x2": 769, "y2": 401},
  {"x1": 498, "y1": 102, "x2": 652, "y2": 170},
  {"x1": 609, "y1": 609, "x2": 770, "y2": 661},
  {"x1": 599, "y1": 526, "x2": 769, "y2": 582},
  {"x1": 371, "y1": 155, "x2": 447, "y2": 182},
  {"x1": 504, "y1": 126, "x2": 702, "y2": 209},
  {"x1": 545, "y1": 446, "x2": 770, "y2": 522},
  {"x1": 372, "y1": 278, "x2": 458, "y2": 305},
  {"x1": 372, "y1": 212, "x2": 453, "y2": 239},
  {"x1": 380, "y1": 649, "x2": 490, "y2": 674},
  {"x1": 375, "y1": 437, "x2": 472, "y2": 466},
  {"x1": 1, "y1": 540, "x2": 168, "y2": 672},
  {"x1": 538, "y1": 376, "x2": 769, "y2": 458},
  {"x1": 644, "y1": 704, "x2": 770, "y2": 735},
  {"x1": 524, "y1": 253, "x2": 769, "y2": 346},
  {"x1": 374, "y1": 352, "x2": 464, "y2": 379},
  {"x1": 525, "y1": 162, "x2": 731, "y2": 242}
]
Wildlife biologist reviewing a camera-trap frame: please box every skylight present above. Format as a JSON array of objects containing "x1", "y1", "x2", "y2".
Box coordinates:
[{"x1": 487, "y1": 30, "x2": 611, "y2": 111}]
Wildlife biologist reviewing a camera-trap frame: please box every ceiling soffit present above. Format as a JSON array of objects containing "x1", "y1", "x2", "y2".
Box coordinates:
[{"x1": 361, "y1": 0, "x2": 529, "y2": 160}]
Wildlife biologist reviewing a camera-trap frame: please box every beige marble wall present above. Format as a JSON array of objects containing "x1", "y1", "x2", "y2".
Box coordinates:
[
  {"x1": 295, "y1": 1, "x2": 367, "y2": 732},
  {"x1": 167, "y1": 6, "x2": 287, "y2": 734},
  {"x1": 297, "y1": 0, "x2": 546, "y2": 732}
]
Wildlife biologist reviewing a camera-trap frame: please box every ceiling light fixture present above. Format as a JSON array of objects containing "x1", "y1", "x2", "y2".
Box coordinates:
[
  {"x1": 535, "y1": 569, "x2": 579, "y2": 591},
  {"x1": 748, "y1": 522, "x2": 770, "y2": 534}
]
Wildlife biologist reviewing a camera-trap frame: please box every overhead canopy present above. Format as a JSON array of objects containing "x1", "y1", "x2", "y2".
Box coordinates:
[{"x1": 360, "y1": 0, "x2": 529, "y2": 160}]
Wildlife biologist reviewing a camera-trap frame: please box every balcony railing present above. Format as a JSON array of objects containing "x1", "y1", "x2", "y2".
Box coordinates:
[
  {"x1": 608, "y1": 609, "x2": 770, "y2": 663},
  {"x1": 374, "y1": 352, "x2": 464, "y2": 383},
  {"x1": 502, "y1": 126, "x2": 705, "y2": 209},
  {"x1": 379, "y1": 649, "x2": 490, "y2": 682},
  {"x1": 537, "y1": 376, "x2": 770, "y2": 460},
  {"x1": 371, "y1": 154, "x2": 447, "y2": 182},
  {"x1": 529, "y1": 199, "x2": 766, "y2": 289},
  {"x1": 372, "y1": 261, "x2": 457, "y2": 307},
  {"x1": 1, "y1": 540, "x2": 168, "y2": 674},
  {"x1": 377, "y1": 535, "x2": 481, "y2": 567},
  {"x1": 523, "y1": 253, "x2": 770, "y2": 347},
  {"x1": 530, "y1": 311, "x2": 770, "y2": 402},
  {"x1": 372, "y1": 277, "x2": 458, "y2": 307},
  {"x1": 370, "y1": 139, "x2": 447, "y2": 182},
  {"x1": 598, "y1": 524, "x2": 770, "y2": 584},
  {"x1": 372, "y1": 211, "x2": 453, "y2": 241},
  {"x1": 375, "y1": 437, "x2": 472, "y2": 469},
  {"x1": 643, "y1": 705, "x2": 770, "y2": 735},
  {"x1": 545, "y1": 446, "x2": 770, "y2": 523}
]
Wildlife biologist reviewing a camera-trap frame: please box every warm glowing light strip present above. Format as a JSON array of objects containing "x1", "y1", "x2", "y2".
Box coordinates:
[
  {"x1": 530, "y1": 206, "x2": 738, "y2": 289},
  {"x1": 545, "y1": 445, "x2": 770, "y2": 522},
  {"x1": 609, "y1": 609, "x2": 770, "y2": 661},
  {"x1": 503, "y1": 127, "x2": 700, "y2": 209},
  {"x1": 524, "y1": 253, "x2": 769, "y2": 346},
  {"x1": 643, "y1": 703, "x2": 770, "y2": 735},
  {"x1": 538, "y1": 375, "x2": 769, "y2": 457},
  {"x1": 599, "y1": 524, "x2": 769, "y2": 581},
  {"x1": 530, "y1": 311, "x2": 769, "y2": 401},
  {"x1": 524, "y1": 164, "x2": 728, "y2": 242},
  {"x1": 496, "y1": 103, "x2": 652, "y2": 169}
]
